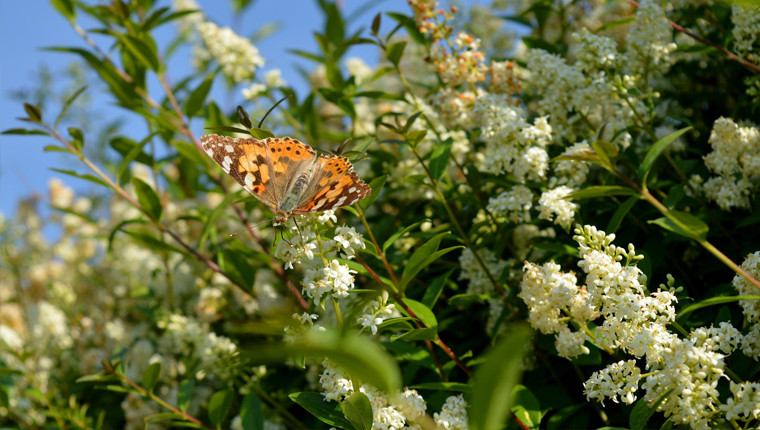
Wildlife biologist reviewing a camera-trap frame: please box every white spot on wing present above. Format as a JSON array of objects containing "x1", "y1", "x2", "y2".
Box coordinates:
[
  {"x1": 244, "y1": 173, "x2": 254, "y2": 190},
  {"x1": 336, "y1": 196, "x2": 347, "y2": 207},
  {"x1": 348, "y1": 187, "x2": 356, "y2": 193},
  {"x1": 222, "y1": 155, "x2": 232, "y2": 173},
  {"x1": 314, "y1": 199, "x2": 326, "y2": 210},
  {"x1": 225, "y1": 144, "x2": 234, "y2": 153}
]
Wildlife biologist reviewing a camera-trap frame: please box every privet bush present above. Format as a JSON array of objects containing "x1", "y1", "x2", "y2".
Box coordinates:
[{"x1": 2, "y1": 0, "x2": 760, "y2": 429}]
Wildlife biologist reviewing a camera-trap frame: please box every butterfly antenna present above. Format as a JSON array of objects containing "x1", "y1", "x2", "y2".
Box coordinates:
[
  {"x1": 258, "y1": 95, "x2": 292, "y2": 129},
  {"x1": 292, "y1": 216, "x2": 308, "y2": 253}
]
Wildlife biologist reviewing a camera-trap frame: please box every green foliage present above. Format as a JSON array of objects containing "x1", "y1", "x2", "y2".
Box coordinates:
[{"x1": 4, "y1": 0, "x2": 760, "y2": 429}]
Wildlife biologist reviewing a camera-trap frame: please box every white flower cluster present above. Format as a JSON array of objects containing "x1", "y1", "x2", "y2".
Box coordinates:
[
  {"x1": 357, "y1": 291, "x2": 396, "y2": 335},
  {"x1": 733, "y1": 251, "x2": 760, "y2": 324},
  {"x1": 473, "y1": 94, "x2": 551, "y2": 182},
  {"x1": 701, "y1": 117, "x2": 760, "y2": 210},
  {"x1": 487, "y1": 185, "x2": 533, "y2": 224},
  {"x1": 302, "y1": 259, "x2": 357, "y2": 305},
  {"x1": 625, "y1": 0, "x2": 677, "y2": 76},
  {"x1": 319, "y1": 360, "x2": 443, "y2": 430},
  {"x1": 731, "y1": 4, "x2": 760, "y2": 64},
  {"x1": 197, "y1": 22, "x2": 265, "y2": 83},
  {"x1": 536, "y1": 185, "x2": 578, "y2": 230},
  {"x1": 459, "y1": 247, "x2": 508, "y2": 296},
  {"x1": 522, "y1": 226, "x2": 760, "y2": 429}
]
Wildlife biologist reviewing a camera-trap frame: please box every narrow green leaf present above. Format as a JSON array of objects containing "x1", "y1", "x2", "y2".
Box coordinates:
[
  {"x1": 199, "y1": 192, "x2": 240, "y2": 251},
  {"x1": 650, "y1": 210, "x2": 709, "y2": 240},
  {"x1": 287, "y1": 330, "x2": 401, "y2": 393},
  {"x1": 594, "y1": 17, "x2": 635, "y2": 33},
  {"x1": 630, "y1": 389, "x2": 673, "y2": 430},
  {"x1": 132, "y1": 177, "x2": 163, "y2": 220},
  {"x1": 289, "y1": 392, "x2": 353, "y2": 429},
  {"x1": 428, "y1": 138, "x2": 453, "y2": 180},
  {"x1": 116, "y1": 136, "x2": 152, "y2": 184},
  {"x1": 50, "y1": 0, "x2": 76, "y2": 19},
  {"x1": 402, "y1": 298, "x2": 437, "y2": 329},
  {"x1": 382, "y1": 222, "x2": 421, "y2": 254},
  {"x1": 2, "y1": 128, "x2": 50, "y2": 136},
  {"x1": 55, "y1": 86, "x2": 87, "y2": 128},
  {"x1": 359, "y1": 175, "x2": 387, "y2": 210},
  {"x1": 0, "y1": 387, "x2": 8, "y2": 408},
  {"x1": 117, "y1": 34, "x2": 160, "y2": 71},
  {"x1": 68, "y1": 127, "x2": 84, "y2": 152},
  {"x1": 511, "y1": 385, "x2": 542, "y2": 429},
  {"x1": 43, "y1": 144, "x2": 71, "y2": 153},
  {"x1": 249, "y1": 128, "x2": 275, "y2": 139},
  {"x1": 411, "y1": 382, "x2": 470, "y2": 392},
  {"x1": 371, "y1": 12, "x2": 381, "y2": 34},
  {"x1": 184, "y1": 76, "x2": 214, "y2": 118},
  {"x1": 639, "y1": 126, "x2": 692, "y2": 185},
  {"x1": 23, "y1": 103, "x2": 42, "y2": 122},
  {"x1": 208, "y1": 389, "x2": 234, "y2": 428},
  {"x1": 218, "y1": 247, "x2": 256, "y2": 290},
  {"x1": 401, "y1": 240, "x2": 462, "y2": 292},
  {"x1": 390, "y1": 327, "x2": 437, "y2": 342},
  {"x1": 123, "y1": 230, "x2": 183, "y2": 255},
  {"x1": 342, "y1": 392, "x2": 373, "y2": 430},
  {"x1": 75, "y1": 372, "x2": 116, "y2": 383},
  {"x1": 177, "y1": 379, "x2": 195, "y2": 412},
  {"x1": 141, "y1": 362, "x2": 161, "y2": 391},
  {"x1": 606, "y1": 196, "x2": 638, "y2": 233},
  {"x1": 386, "y1": 41, "x2": 407, "y2": 66},
  {"x1": 470, "y1": 325, "x2": 533, "y2": 430},
  {"x1": 50, "y1": 168, "x2": 107, "y2": 187},
  {"x1": 406, "y1": 129, "x2": 427, "y2": 146},
  {"x1": 678, "y1": 295, "x2": 760, "y2": 320},
  {"x1": 421, "y1": 268, "x2": 454, "y2": 308},
  {"x1": 204, "y1": 126, "x2": 251, "y2": 135},
  {"x1": 568, "y1": 186, "x2": 638, "y2": 200},
  {"x1": 240, "y1": 392, "x2": 264, "y2": 430}
]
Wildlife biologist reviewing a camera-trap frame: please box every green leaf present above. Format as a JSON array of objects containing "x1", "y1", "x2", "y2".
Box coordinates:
[
  {"x1": 75, "y1": 372, "x2": 116, "y2": 383},
  {"x1": 606, "y1": 196, "x2": 638, "y2": 233},
  {"x1": 0, "y1": 386, "x2": 8, "y2": 408},
  {"x1": 371, "y1": 12, "x2": 381, "y2": 35},
  {"x1": 342, "y1": 392, "x2": 373, "y2": 430},
  {"x1": 240, "y1": 392, "x2": 264, "y2": 430},
  {"x1": 198, "y1": 192, "x2": 240, "y2": 251},
  {"x1": 177, "y1": 379, "x2": 195, "y2": 412},
  {"x1": 116, "y1": 136, "x2": 152, "y2": 184},
  {"x1": 55, "y1": 86, "x2": 87, "y2": 128},
  {"x1": 204, "y1": 126, "x2": 251, "y2": 135},
  {"x1": 250, "y1": 128, "x2": 275, "y2": 139},
  {"x1": 184, "y1": 76, "x2": 214, "y2": 118},
  {"x1": 50, "y1": 0, "x2": 76, "y2": 19},
  {"x1": 411, "y1": 382, "x2": 470, "y2": 392},
  {"x1": 630, "y1": 389, "x2": 673, "y2": 430},
  {"x1": 421, "y1": 268, "x2": 454, "y2": 308},
  {"x1": 218, "y1": 247, "x2": 256, "y2": 290},
  {"x1": 639, "y1": 126, "x2": 692, "y2": 186},
  {"x1": 677, "y1": 295, "x2": 760, "y2": 320},
  {"x1": 470, "y1": 324, "x2": 533, "y2": 430},
  {"x1": 590, "y1": 139, "x2": 618, "y2": 169},
  {"x1": 2, "y1": 128, "x2": 50, "y2": 136},
  {"x1": 568, "y1": 186, "x2": 638, "y2": 200},
  {"x1": 132, "y1": 177, "x2": 163, "y2": 220},
  {"x1": 117, "y1": 34, "x2": 160, "y2": 71},
  {"x1": 68, "y1": 127, "x2": 84, "y2": 152},
  {"x1": 594, "y1": 17, "x2": 635, "y2": 33},
  {"x1": 390, "y1": 327, "x2": 437, "y2": 342},
  {"x1": 386, "y1": 41, "x2": 407, "y2": 66},
  {"x1": 141, "y1": 362, "x2": 161, "y2": 391},
  {"x1": 289, "y1": 392, "x2": 353, "y2": 429},
  {"x1": 400, "y1": 232, "x2": 462, "y2": 291},
  {"x1": 402, "y1": 298, "x2": 437, "y2": 329},
  {"x1": 208, "y1": 389, "x2": 234, "y2": 428},
  {"x1": 237, "y1": 105, "x2": 253, "y2": 129},
  {"x1": 511, "y1": 385, "x2": 542, "y2": 429},
  {"x1": 650, "y1": 210, "x2": 708, "y2": 240},
  {"x1": 428, "y1": 138, "x2": 452, "y2": 180},
  {"x1": 23, "y1": 103, "x2": 42, "y2": 122},
  {"x1": 123, "y1": 230, "x2": 183, "y2": 255},
  {"x1": 359, "y1": 175, "x2": 387, "y2": 210},
  {"x1": 382, "y1": 222, "x2": 421, "y2": 254},
  {"x1": 406, "y1": 129, "x2": 427, "y2": 147},
  {"x1": 50, "y1": 168, "x2": 107, "y2": 187},
  {"x1": 286, "y1": 330, "x2": 401, "y2": 393}
]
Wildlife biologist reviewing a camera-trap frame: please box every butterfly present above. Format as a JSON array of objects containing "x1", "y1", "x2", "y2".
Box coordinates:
[{"x1": 200, "y1": 134, "x2": 371, "y2": 226}]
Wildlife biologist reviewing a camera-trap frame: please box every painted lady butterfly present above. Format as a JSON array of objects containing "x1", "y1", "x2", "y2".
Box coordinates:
[{"x1": 201, "y1": 134, "x2": 371, "y2": 226}]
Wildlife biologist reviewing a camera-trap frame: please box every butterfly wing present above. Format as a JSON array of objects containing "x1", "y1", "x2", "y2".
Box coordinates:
[
  {"x1": 292, "y1": 153, "x2": 371, "y2": 214},
  {"x1": 259, "y1": 137, "x2": 318, "y2": 207},
  {"x1": 201, "y1": 134, "x2": 283, "y2": 208}
]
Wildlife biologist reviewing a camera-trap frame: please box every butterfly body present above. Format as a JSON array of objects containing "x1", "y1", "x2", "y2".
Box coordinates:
[{"x1": 201, "y1": 134, "x2": 371, "y2": 225}]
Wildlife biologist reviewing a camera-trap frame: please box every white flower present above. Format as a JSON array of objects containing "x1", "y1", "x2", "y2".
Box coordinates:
[
  {"x1": 733, "y1": 251, "x2": 760, "y2": 323},
  {"x1": 319, "y1": 360, "x2": 354, "y2": 402},
  {"x1": 198, "y1": 22, "x2": 264, "y2": 83},
  {"x1": 302, "y1": 260, "x2": 356, "y2": 305},
  {"x1": 720, "y1": 381, "x2": 760, "y2": 421},
  {"x1": 357, "y1": 291, "x2": 395, "y2": 335},
  {"x1": 584, "y1": 360, "x2": 641, "y2": 406},
  {"x1": 537, "y1": 186, "x2": 577, "y2": 229},
  {"x1": 333, "y1": 226, "x2": 365, "y2": 259},
  {"x1": 434, "y1": 394, "x2": 468, "y2": 430}
]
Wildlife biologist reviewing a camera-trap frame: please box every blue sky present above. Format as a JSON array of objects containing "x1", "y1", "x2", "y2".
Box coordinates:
[{"x1": 0, "y1": 0, "x2": 418, "y2": 219}]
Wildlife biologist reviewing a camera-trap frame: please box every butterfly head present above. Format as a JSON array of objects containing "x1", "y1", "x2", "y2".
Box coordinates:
[{"x1": 273, "y1": 211, "x2": 290, "y2": 226}]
